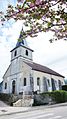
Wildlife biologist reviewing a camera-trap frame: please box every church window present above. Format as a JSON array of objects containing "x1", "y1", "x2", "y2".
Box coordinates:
[
  {"x1": 26, "y1": 50, "x2": 28, "y2": 56},
  {"x1": 12, "y1": 80, "x2": 16, "y2": 94},
  {"x1": 24, "y1": 78, "x2": 26, "y2": 86},
  {"x1": 58, "y1": 80, "x2": 62, "y2": 90},
  {"x1": 14, "y1": 50, "x2": 17, "y2": 57},
  {"x1": 55, "y1": 80, "x2": 57, "y2": 87},
  {"x1": 37, "y1": 77, "x2": 40, "y2": 86},
  {"x1": 5, "y1": 82, "x2": 7, "y2": 89},
  {"x1": 47, "y1": 79, "x2": 50, "y2": 87}
]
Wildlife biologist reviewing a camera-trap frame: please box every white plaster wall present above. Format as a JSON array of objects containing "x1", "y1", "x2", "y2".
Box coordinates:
[
  {"x1": 21, "y1": 62, "x2": 33, "y2": 93},
  {"x1": 11, "y1": 47, "x2": 21, "y2": 60},
  {"x1": 21, "y1": 47, "x2": 33, "y2": 60},
  {"x1": 33, "y1": 70, "x2": 65, "y2": 93},
  {"x1": 3, "y1": 59, "x2": 32, "y2": 94},
  {"x1": 3, "y1": 64, "x2": 64, "y2": 94},
  {"x1": 33, "y1": 71, "x2": 52, "y2": 92},
  {"x1": 3, "y1": 77, "x2": 10, "y2": 94},
  {"x1": 10, "y1": 58, "x2": 24, "y2": 75},
  {"x1": 11, "y1": 46, "x2": 33, "y2": 61}
]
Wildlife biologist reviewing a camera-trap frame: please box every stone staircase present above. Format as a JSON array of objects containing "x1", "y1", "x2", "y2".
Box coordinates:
[{"x1": 13, "y1": 95, "x2": 34, "y2": 107}]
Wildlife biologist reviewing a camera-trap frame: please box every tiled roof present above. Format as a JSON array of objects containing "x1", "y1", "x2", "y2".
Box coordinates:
[{"x1": 25, "y1": 62, "x2": 64, "y2": 78}]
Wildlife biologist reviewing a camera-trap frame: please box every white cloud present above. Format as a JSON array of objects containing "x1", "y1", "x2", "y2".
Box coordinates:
[
  {"x1": 0, "y1": 42, "x2": 10, "y2": 81},
  {"x1": 0, "y1": 20, "x2": 23, "y2": 82}
]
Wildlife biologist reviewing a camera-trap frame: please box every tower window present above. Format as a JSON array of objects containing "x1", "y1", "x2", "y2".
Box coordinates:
[
  {"x1": 26, "y1": 50, "x2": 28, "y2": 56},
  {"x1": 5, "y1": 82, "x2": 7, "y2": 89},
  {"x1": 24, "y1": 78, "x2": 26, "y2": 86},
  {"x1": 14, "y1": 50, "x2": 17, "y2": 57}
]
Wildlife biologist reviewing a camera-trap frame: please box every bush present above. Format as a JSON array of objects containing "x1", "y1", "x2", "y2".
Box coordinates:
[
  {"x1": 50, "y1": 90, "x2": 67, "y2": 103},
  {"x1": 0, "y1": 93, "x2": 18, "y2": 106},
  {"x1": 33, "y1": 90, "x2": 67, "y2": 106},
  {"x1": 33, "y1": 98, "x2": 43, "y2": 106},
  {"x1": 0, "y1": 93, "x2": 11, "y2": 102},
  {"x1": 33, "y1": 93, "x2": 49, "y2": 106}
]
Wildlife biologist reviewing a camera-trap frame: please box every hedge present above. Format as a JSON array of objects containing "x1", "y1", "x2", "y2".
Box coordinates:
[
  {"x1": 49, "y1": 90, "x2": 67, "y2": 103},
  {"x1": 33, "y1": 90, "x2": 67, "y2": 106}
]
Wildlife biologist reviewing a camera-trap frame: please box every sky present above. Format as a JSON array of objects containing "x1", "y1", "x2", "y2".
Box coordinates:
[{"x1": 0, "y1": 0, "x2": 67, "y2": 82}]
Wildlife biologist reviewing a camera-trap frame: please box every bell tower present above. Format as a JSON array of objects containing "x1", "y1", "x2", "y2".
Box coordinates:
[
  {"x1": 10, "y1": 29, "x2": 33, "y2": 62},
  {"x1": 10, "y1": 29, "x2": 33, "y2": 74}
]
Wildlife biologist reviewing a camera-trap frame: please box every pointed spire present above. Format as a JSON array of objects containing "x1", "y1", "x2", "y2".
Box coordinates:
[
  {"x1": 16, "y1": 27, "x2": 28, "y2": 47},
  {"x1": 19, "y1": 27, "x2": 24, "y2": 39},
  {"x1": 19, "y1": 27, "x2": 27, "y2": 40}
]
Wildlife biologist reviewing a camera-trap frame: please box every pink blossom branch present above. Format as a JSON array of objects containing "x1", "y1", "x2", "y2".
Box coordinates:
[{"x1": 5, "y1": 0, "x2": 62, "y2": 18}]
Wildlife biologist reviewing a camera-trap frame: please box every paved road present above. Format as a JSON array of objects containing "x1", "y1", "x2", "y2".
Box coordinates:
[
  {"x1": 0, "y1": 101, "x2": 9, "y2": 107},
  {"x1": 1, "y1": 105, "x2": 67, "y2": 119}
]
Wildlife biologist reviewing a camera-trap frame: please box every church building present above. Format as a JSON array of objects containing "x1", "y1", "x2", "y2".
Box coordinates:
[{"x1": 2, "y1": 30, "x2": 65, "y2": 95}]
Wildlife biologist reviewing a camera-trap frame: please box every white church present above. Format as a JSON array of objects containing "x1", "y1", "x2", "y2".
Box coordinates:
[{"x1": 2, "y1": 30, "x2": 65, "y2": 95}]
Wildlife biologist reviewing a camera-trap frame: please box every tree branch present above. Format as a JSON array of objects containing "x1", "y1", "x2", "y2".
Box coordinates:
[{"x1": 5, "y1": 0, "x2": 62, "y2": 18}]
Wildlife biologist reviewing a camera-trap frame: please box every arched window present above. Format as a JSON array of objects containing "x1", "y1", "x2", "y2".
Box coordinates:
[
  {"x1": 12, "y1": 80, "x2": 16, "y2": 94},
  {"x1": 47, "y1": 79, "x2": 50, "y2": 87},
  {"x1": 58, "y1": 80, "x2": 62, "y2": 90},
  {"x1": 37, "y1": 77, "x2": 40, "y2": 86},
  {"x1": 5, "y1": 82, "x2": 7, "y2": 89},
  {"x1": 14, "y1": 50, "x2": 17, "y2": 57},
  {"x1": 26, "y1": 50, "x2": 28, "y2": 56},
  {"x1": 24, "y1": 78, "x2": 26, "y2": 86}
]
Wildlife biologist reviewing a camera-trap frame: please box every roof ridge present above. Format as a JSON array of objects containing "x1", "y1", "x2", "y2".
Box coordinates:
[{"x1": 24, "y1": 61, "x2": 65, "y2": 78}]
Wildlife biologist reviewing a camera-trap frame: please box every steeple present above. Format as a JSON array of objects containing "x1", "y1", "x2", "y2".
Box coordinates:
[
  {"x1": 16, "y1": 28, "x2": 28, "y2": 47},
  {"x1": 10, "y1": 28, "x2": 33, "y2": 62}
]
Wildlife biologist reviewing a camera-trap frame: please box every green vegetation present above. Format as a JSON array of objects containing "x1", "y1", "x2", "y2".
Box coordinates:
[
  {"x1": 49, "y1": 90, "x2": 67, "y2": 103},
  {"x1": 0, "y1": 93, "x2": 18, "y2": 106},
  {"x1": 0, "y1": 0, "x2": 67, "y2": 41},
  {"x1": 1, "y1": 90, "x2": 67, "y2": 106},
  {"x1": 33, "y1": 90, "x2": 67, "y2": 106}
]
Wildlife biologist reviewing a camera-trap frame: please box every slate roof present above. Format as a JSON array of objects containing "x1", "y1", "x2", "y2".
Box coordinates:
[
  {"x1": 25, "y1": 62, "x2": 64, "y2": 78},
  {"x1": 10, "y1": 45, "x2": 34, "y2": 52}
]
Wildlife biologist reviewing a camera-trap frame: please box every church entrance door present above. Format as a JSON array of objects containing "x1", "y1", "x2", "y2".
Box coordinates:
[{"x1": 12, "y1": 80, "x2": 16, "y2": 94}]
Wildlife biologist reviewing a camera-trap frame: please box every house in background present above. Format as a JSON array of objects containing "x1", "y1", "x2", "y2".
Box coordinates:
[{"x1": 2, "y1": 29, "x2": 65, "y2": 95}]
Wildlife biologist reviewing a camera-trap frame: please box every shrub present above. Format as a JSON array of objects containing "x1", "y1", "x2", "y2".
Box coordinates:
[
  {"x1": 50, "y1": 90, "x2": 67, "y2": 103},
  {"x1": 33, "y1": 93, "x2": 49, "y2": 106},
  {"x1": 0, "y1": 93, "x2": 11, "y2": 102},
  {"x1": 33, "y1": 98, "x2": 43, "y2": 106},
  {"x1": 0, "y1": 93, "x2": 18, "y2": 106},
  {"x1": 33, "y1": 90, "x2": 67, "y2": 106}
]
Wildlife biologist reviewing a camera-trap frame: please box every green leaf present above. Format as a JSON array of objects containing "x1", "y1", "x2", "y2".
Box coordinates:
[{"x1": 47, "y1": 22, "x2": 52, "y2": 27}]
